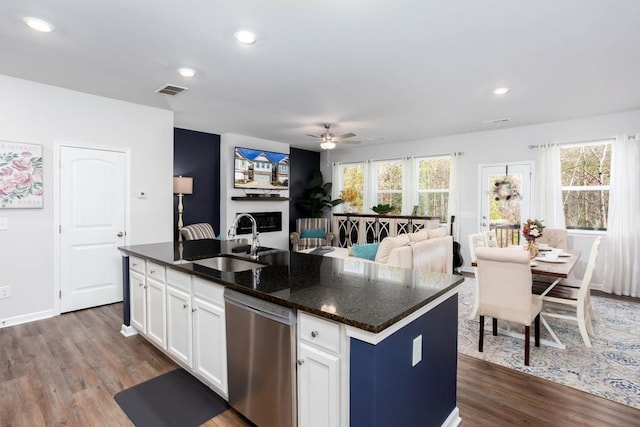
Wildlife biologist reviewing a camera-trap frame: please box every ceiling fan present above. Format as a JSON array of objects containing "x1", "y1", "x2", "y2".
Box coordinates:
[{"x1": 306, "y1": 124, "x2": 361, "y2": 150}]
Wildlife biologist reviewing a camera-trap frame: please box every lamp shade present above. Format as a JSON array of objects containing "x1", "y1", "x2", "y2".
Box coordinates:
[{"x1": 173, "y1": 176, "x2": 193, "y2": 195}]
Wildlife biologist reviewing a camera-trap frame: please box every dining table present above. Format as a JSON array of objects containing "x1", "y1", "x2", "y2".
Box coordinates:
[{"x1": 472, "y1": 247, "x2": 582, "y2": 349}]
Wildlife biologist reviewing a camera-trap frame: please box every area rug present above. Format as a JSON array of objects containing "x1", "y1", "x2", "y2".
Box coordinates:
[
  {"x1": 457, "y1": 278, "x2": 640, "y2": 409},
  {"x1": 114, "y1": 368, "x2": 229, "y2": 427}
]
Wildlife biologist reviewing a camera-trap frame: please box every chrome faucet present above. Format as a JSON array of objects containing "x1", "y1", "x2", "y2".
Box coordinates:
[{"x1": 228, "y1": 213, "x2": 261, "y2": 259}]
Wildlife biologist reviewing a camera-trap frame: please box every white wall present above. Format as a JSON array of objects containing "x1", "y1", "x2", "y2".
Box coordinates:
[
  {"x1": 220, "y1": 134, "x2": 290, "y2": 249},
  {"x1": 321, "y1": 109, "x2": 640, "y2": 286},
  {"x1": 0, "y1": 74, "x2": 174, "y2": 326}
]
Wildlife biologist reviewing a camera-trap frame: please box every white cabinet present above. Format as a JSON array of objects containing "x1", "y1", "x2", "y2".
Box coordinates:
[
  {"x1": 297, "y1": 312, "x2": 345, "y2": 427},
  {"x1": 128, "y1": 258, "x2": 166, "y2": 350},
  {"x1": 129, "y1": 270, "x2": 146, "y2": 333},
  {"x1": 192, "y1": 276, "x2": 227, "y2": 397},
  {"x1": 166, "y1": 285, "x2": 193, "y2": 366},
  {"x1": 298, "y1": 342, "x2": 340, "y2": 427}
]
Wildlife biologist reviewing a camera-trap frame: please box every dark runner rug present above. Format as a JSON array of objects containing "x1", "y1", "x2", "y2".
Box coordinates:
[{"x1": 114, "y1": 368, "x2": 229, "y2": 427}]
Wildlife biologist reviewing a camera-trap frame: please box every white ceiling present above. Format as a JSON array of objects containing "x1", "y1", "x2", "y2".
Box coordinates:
[{"x1": 2, "y1": 0, "x2": 640, "y2": 151}]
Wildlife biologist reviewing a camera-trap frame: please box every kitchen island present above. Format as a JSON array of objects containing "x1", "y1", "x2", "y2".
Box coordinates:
[{"x1": 119, "y1": 239, "x2": 464, "y2": 427}]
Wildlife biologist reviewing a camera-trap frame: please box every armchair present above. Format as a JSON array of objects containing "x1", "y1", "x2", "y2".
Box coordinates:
[{"x1": 290, "y1": 218, "x2": 334, "y2": 252}]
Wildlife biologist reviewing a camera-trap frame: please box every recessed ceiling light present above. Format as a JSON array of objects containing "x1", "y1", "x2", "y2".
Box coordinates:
[
  {"x1": 492, "y1": 87, "x2": 510, "y2": 95},
  {"x1": 234, "y1": 30, "x2": 257, "y2": 45},
  {"x1": 178, "y1": 68, "x2": 197, "y2": 78},
  {"x1": 23, "y1": 17, "x2": 55, "y2": 33}
]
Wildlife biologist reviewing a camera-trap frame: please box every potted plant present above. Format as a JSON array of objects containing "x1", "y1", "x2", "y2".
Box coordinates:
[{"x1": 296, "y1": 170, "x2": 343, "y2": 218}]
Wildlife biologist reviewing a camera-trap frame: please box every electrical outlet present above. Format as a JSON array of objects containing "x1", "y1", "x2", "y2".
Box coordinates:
[
  {"x1": 412, "y1": 335, "x2": 422, "y2": 366},
  {"x1": 0, "y1": 286, "x2": 10, "y2": 299}
]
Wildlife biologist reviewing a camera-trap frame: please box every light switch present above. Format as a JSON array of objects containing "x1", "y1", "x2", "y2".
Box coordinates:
[
  {"x1": 412, "y1": 335, "x2": 422, "y2": 366},
  {"x1": 0, "y1": 218, "x2": 8, "y2": 230}
]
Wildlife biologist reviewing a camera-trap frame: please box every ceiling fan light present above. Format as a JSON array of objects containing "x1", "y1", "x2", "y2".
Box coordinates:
[{"x1": 320, "y1": 141, "x2": 336, "y2": 150}]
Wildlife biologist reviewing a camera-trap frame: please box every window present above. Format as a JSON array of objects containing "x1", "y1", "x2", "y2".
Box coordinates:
[
  {"x1": 338, "y1": 163, "x2": 364, "y2": 212},
  {"x1": 375, "y1": 160, "x2": 403, "y2": 213},
  {"x1": 560, "y1": 141, "x2": 611, "y2": 230},
  {"x1": 415, "y1": 156, "x2": 450, "y2": 222}
]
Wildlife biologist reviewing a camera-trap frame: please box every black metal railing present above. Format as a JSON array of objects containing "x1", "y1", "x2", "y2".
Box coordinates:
[{"x1": 490, "y1": 224, "x2": 521, "y2": 247}]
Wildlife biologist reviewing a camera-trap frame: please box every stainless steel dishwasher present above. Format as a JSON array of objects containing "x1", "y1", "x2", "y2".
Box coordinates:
[{"x1": 224, "y1": 289, "x2": 297, "y2": 427}]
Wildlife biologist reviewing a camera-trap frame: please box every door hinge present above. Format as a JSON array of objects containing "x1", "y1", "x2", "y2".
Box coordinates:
[
  {"x1": 59, "y1": 290, "x2": 62, "y2": 299},
  {"x1": 59, "y1": 225, "x2": 62, "y2": 234}
]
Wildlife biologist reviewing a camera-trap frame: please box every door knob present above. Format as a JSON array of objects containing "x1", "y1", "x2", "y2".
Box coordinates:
[
  {"x1": 117, "y1": 232, "x2": 124, "y2": 237},
  {"x1": 297, "y1": 359, "x2": 305, "y2": 366}
]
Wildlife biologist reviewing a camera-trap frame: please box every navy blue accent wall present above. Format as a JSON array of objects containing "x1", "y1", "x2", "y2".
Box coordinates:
[
  {"x1": 350, "y1": 295, "x2": 458, "y2": 427},
  {"x1": 121, "y1": 255, "x2": 130, "y2": 326},
  {"x1": 173, "y1": 128, "x2": 221, "y2": 241},
  {"x1": 288, "y1": 147, "x2": 320, "y2": 233}
]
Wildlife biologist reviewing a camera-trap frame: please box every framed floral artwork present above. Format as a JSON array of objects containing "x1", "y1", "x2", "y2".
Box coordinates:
[{"x1": 0, "y1": 141, "x2": 43, "y2": 208}]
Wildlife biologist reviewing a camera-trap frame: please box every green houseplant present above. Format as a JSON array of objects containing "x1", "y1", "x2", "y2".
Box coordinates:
[{"x1": 297, "y1": 170, "x2": 343, "y2": 218}]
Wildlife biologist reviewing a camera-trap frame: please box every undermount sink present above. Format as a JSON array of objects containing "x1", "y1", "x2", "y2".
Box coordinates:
[{"x1": 192, "y1": 255, "x2": 267, "y2": 272}]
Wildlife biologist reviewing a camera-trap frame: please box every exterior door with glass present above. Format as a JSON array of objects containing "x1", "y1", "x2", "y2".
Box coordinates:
[{"x1": 479, "y1": 162, "x2": 532, "y2": 246}]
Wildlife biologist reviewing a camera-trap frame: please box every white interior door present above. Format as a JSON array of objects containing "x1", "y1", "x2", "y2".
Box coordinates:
[
  {"x1": 479, "y1": 162, "x2": 532, "y2": 237},
  {"x1": 60, "y1": 145, "x2": 127, "y2": 312}
]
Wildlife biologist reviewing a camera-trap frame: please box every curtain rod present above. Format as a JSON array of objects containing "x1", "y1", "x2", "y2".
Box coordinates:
[{"x1": 528, "y1": 134, "x2": 637, "y2": 149}]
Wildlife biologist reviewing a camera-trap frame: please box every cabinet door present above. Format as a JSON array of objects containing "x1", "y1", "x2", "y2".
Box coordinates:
[
  {"x1": 298, "y1": 342, "x2": 340, "y2": 427},
  {"x1": 145, "y1": 277, "x2": 166, "y2": 348},
  {"x1": 166, "y1": 286, "x2": 193, "y2": 367},
  {"x1": 193, "y1": 297, "x2": 227, "y2": 396},
  {"x1": 129, "y1": 270, "x2": 146, "y2": 333}
]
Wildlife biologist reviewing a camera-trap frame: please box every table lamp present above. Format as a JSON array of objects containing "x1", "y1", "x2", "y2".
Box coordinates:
[{"x1": 173, "y1": 176, "x2": 193, "y2": 242}]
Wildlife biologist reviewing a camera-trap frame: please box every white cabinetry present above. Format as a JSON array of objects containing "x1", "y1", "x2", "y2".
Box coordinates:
[
  {"x1": 166, "y1": 268, "x2": 193, "y2": 367},
  {"x1": 297, "y1": 312, "x2": 345, "y2": 427},
  {"x1": 129, "y1": 270, "x2": 146, "y2": 333},
  {"x1": 192, "y1": 277, "x2": 228, "y2": 397},
  {"x1": 128, "y1": 258, "x2": 167, "y2": 349}
]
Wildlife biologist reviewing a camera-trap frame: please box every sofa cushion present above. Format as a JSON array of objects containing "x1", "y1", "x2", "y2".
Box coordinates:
[
  {"x1": 407, "y1": 229, "x2": 430, "y2": 243},
  {"x1": 352, "y1": 243, "x2": 380, "y2": 261},
  {"x1": 301, "y1": 227, "x2": 325, "y2": 239},
  {"x1": 375, "y1": 234, "x2": 410, "y2": 263},
  {"x1": 413, "y1": 235, "x2": 453, "y2": 274},
  {"x1": 427, "y1": 227, "x2": 447, "y2": 239}
]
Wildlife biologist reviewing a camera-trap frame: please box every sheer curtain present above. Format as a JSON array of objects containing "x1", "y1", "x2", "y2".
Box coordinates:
[
  {"x1": 447, "y1": 153, "x2": 461, "y2": 240},
  {"x1": 533, "y1": 143, "x2": 566, "y2": 228},
  {"x1": 604, "y1": 134, "x2": 640, "y2": 297}
]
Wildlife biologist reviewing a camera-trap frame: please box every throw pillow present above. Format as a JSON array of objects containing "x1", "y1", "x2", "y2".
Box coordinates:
[
  {"x1": 407, "y1": 229, "x2": 429, "y2": 243},
  {"x1": 375, "y1": 234, "x2": 410, "y2": 263},
  {"x1": 352, "y1": 243, "x2": 380, "y2": 261},
  {"x1": 301, "y1": 228, "x2": 325, "y2": 239}
]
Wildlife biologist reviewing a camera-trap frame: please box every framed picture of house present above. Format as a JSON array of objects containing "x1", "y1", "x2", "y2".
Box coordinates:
[
  {"x1": 412, "y1": 205, "x2": 419, "y2": 216},
  {"x1": 0, "y1": 141, "x2": 43, "y2": 209}
]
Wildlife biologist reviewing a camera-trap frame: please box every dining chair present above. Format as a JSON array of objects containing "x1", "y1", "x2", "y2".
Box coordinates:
[
  {"x1": 475, "y1": 247, "x2": 542, "y2": 366},
  {"x1": 483, "y1": 230, "x2": 499, "y2": 247},
  {"x1": 533, "y1": 237, "x2": 601, "y2": 347},
  {"x1": 537, "y1": 228, "x2": 568, "y2": 250},
  {"x1": 180, "y1": 223, "x2": 216, "y2": 240},
  {"x1": 467, "y1": 233, "x2": 486, "y2": 319}
]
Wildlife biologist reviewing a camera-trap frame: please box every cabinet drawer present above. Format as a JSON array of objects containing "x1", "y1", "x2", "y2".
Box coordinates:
[
  {"x1": 146, "y1": 261, "x2": 166, "y2": 282},
  {"x1": 166, "y1": 268, "x2": 192, "y2": 292},
  {"x1": 130, "y1": 256, "x2": 145, "y2": 274},
  {"x1": 299, "y1": 312, "x2": 340, "y2": 353},
  {"x1": 193, "y1": 276, "x2": 224, "y2": 305}
]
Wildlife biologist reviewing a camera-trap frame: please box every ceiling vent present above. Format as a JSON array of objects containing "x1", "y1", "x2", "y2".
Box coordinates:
[
  {"x1": 155, "y1": 84, "x2": 188, "y2": 96},
  {"x1": 482, "y1": 117, "x2": 511, "y2": 124}
]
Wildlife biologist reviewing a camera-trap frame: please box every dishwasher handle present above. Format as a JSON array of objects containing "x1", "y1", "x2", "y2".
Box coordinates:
[{"x1": 224, "y1": 289, "x2": 296, "y2": 325}]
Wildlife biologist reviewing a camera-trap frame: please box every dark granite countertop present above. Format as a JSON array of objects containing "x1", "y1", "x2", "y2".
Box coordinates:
[{"x1": 119, "y1": 240, "x2": 464, "y2": 334}]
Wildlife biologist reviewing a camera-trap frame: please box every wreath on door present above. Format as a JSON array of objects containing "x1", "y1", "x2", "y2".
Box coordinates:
[{"x1": 493, "y1": 175, "x2": 521, "y2": 202}]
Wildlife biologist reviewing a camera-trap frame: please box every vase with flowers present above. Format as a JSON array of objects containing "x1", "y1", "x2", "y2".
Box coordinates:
[
  {"x1": 522, "y1": 219, "x2": 545, "y2": 258},
  {"x1": 340, "y1": 187, "x2": 360, "y2": 213}
]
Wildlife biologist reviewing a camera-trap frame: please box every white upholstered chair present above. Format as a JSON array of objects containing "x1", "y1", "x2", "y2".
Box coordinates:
[
  {"x1": 180, "y1": 223, "x2": 216, "y2": 240},
  {"x1": 467, "y1": 233, "x2": 486, "y2": 319},
  {"x1": 483, "y1": 230, "x2": 499, "y2": 247},
  {"x1": 537, "y1": 228, "x2": 568, "y2": 250},
  {"x1": 475, "y1": 247, "x2": 542, "y2": 366},
  {"x1": 533, "y1": 237, "x2": 601, "y2": 347}
]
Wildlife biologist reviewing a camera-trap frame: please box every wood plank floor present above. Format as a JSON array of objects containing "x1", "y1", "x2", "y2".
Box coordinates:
[{"x1": 1, "y1": 303, "x2": 638, "y2": 427}]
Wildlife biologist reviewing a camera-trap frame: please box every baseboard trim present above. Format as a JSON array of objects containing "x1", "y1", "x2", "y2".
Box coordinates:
[
  {"x1": 0, "y1": 308, "x2": 56, "y2": 329},
  {"x1": 442, "y1": 407, "x2": 461, "y2": 427},
  {"x1": 120, "y1": 324, "x2": 139, "y2": 337}
]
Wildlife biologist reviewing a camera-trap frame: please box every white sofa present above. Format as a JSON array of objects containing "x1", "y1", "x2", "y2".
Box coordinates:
[{"x1": 316, "y1": 228, "x2": 453, "y2": 274}]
